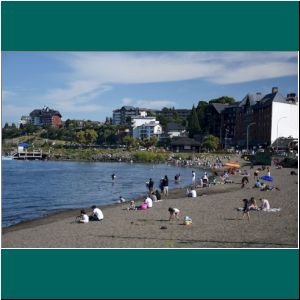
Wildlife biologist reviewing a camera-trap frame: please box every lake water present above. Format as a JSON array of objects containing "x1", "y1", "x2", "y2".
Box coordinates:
[{"x1": 2, "y1": 160, "x2": 207, "y2": 227}]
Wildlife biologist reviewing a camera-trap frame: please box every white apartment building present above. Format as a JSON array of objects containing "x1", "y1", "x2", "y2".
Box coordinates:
[{"x1": 131, "y1": 116, "x2": 162, "y2": 140}]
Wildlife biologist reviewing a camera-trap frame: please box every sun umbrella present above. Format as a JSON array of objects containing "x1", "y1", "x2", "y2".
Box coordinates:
[{"x1": 224, "y1": 162, "x2": 241, "y2": 168}]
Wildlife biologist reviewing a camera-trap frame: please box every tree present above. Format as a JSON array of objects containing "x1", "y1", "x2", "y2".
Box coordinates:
[
  {"x1": 187, "y1": 105, "x2": 200, "y2": 137},
  {"x1": 196, "y1": 101, "x2": 209, "y2": 131},
  {"x1": 75, "y1": 131, "x2": 86, "y2": 144},
  {"x1": 123, "y1": 135, "x2": 138, "y2": 148},
  {"x1": 142, "y1": 136, "x2": 158, "y2": 148},
  {"x1": 202, "y1": 135, "x2": 220, "y2": 151},
  {"x1": 209, "y1": 96, "x2": 236, "y2": 105},
  {"x1": 85, "y1": 129, "x2": 98, "y2": 144}
]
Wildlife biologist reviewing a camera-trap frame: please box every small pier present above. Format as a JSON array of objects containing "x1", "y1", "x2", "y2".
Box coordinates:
[{"x1": 13, "y1": 150, "x2": 45, "y2": 160}]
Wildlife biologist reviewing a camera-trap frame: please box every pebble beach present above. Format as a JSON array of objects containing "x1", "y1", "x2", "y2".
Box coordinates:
[{"x1": 2, "y1": 162, "x2": 298, "y2": 248}]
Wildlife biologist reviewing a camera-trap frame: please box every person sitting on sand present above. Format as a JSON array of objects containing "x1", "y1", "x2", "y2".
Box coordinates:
[
  {"x1": 127, "y1": 200, "x2": 137, "y2": 211},
  {"x1": 241, "y1": 199, "x2": 250, "y2": 221},
  {"x1": 150, "y1": 192, "x2": 157, "y2": 202},
  {"x1": 168, "y1": 207, "x2": 180, "y2": 221},
  {"x1": 248, "y1": 197, "x2": 258, "y2": 210},
  {"x1": 254, "y1": 180, "x2": 262, "y2": 188},
  {"x1": 155, "y1": 189, "x2": 161, "y2": 201},
  {"x1": 144, "y1": 196, "x2": 153, "y2": 208},
  {"x1": 78, "y1": 210, "x2": 89, "y2": 223},
  {"x1": 186, "y1": 188, "x2": 197, "y2": 198},
  {"x1": 89, "y1": 205, "x2": 104, "y2": 221},
  {"x1": 241, "y1": 176, "x2": 249, "y2": 188},
  {"x1": 259, "y1": 198, "x2": 270, "y2": 210}
]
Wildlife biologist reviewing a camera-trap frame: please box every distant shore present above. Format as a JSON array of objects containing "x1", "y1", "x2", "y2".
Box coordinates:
[{"x1": 2, "y1": 162, "x2": 298, "y2": 248}]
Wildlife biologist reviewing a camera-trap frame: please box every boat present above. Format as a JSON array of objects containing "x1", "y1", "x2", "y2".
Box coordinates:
[{"x1": 2, "y1": 156, "x2": 14, "y2": 160}]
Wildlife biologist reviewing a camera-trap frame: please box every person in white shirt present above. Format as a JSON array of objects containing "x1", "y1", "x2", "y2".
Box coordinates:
[
  {"x1": 168, "y1": 207, "x2": 180, "y2": 221},
  {"x1": 90, "y1": 205, "x2": 104, "y2": 221},
  {"x1": 79, "y1": 210, "x2": 89, "y2": 223},
  {"x1": 259, "y1": 198, "x2": 270, "y2": 210},
  {"x1": 144, "y1": 197, "x2": 153, "y2": 208},
  {"x1": 192, "y1": 171, "x2": 196, "y2": 185}
]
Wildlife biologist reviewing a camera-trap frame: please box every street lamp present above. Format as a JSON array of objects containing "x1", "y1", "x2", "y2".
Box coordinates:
[
  {"x1": 246, "y1": 122, "x2": 256, "y2": 153},
  {"x1": 276, "y1": 116, "x2": 287, "y2": 152}
]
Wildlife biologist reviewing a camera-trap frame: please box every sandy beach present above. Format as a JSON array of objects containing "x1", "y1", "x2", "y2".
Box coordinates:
[{"x1": 2, "y1": 162, "x2": 298, "y2": 248}]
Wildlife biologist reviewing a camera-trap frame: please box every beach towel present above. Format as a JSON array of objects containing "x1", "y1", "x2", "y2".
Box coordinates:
[{"x1": 236, "y1": 207, "x2": 281, "y2": 212}]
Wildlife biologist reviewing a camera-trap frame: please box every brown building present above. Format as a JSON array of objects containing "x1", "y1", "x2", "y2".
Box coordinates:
[
  {"x1": 235, "y1": 87, "x2": 298, "y2": 148},
  {"x1": 29, "y1": 107, "x2": 62, "y2": 128},
  {"x1": 170, "y1": 137, "x2": 201, "y2": 152}
]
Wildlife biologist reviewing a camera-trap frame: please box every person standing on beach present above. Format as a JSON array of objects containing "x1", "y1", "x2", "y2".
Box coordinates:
[
  {"x1": 192, "y1": 170, "x2": 196, "y2": 186},
  {"x1": 241, "y1": 199, "x2": 250, "y2": 221},
  {"x1": 267, "y1": 167, "x2": 271, "y2": 177},
  {"x1": 163, "y1": 175, "x2": 169, "y2": 199},
  {"x1": 259, "y1": 198, "x2": 270, "y2": 210},
  {"x1": 148, "y1": 178, "x2": 154, "y2": 193},
  {"x1": 89, "y1": 205, "x2": 104, "y2": 221}
]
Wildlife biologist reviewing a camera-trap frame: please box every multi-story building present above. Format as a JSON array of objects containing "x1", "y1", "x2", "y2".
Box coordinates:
[
  {"x1": 221, "y1": 104, "x2": 239, "y2": 148},
  {"x1": 19, "y1": 115, "x2": 31, "y2": 128},
  {"x1": 154, "y1": 108, "x2": 191, "y2": 121},
  {"x1": 112, "y1": 106, "x2": 147, "y2": 125},
  {"x1": 132, "y1": 122, "x2": 162, "y2": 140},
  {"x1": 204, "y1": 103, "x2": 228, "y2": 138},
  {"x1": 29, "y1": 107, "x2": 62, "y2": 127},
  {"x1": 235, "y1": 87, "x2": 298, "y2": 148},
  {"x1": 131, "y1": 116, "x2": 162, "y2": 140}
]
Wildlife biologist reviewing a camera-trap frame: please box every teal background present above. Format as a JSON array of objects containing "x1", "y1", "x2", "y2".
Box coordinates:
[
  {"x1": 1, "y1": 1, "x2": 299, "y2": 299},
  {"x1": 1, "y1": 1, "x2": 299, "y2": 51},
  {"x1": 2, "y1": 249, "x2": 299, "y2": 299}
]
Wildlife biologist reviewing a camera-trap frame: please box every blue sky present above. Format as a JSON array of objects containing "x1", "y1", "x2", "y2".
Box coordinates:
[{"x1": 2, "y1": 52, "x2": 298, "y2": 125}]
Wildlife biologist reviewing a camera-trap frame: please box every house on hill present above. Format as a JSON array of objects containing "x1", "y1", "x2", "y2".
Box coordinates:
[{"x1": 29, "y1": 106, "x2": 62, "y2": 127}]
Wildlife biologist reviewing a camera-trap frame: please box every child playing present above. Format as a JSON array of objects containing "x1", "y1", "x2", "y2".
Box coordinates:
[
  {"x1": 78, "y1": 210, "x2": 89, "y2": 223},
  {"x1": 168, "y1": 207, "x2": 180, "y2": 221},
  {"x1": 127, "y1": 200, "x2": 137, "y2": 211}
]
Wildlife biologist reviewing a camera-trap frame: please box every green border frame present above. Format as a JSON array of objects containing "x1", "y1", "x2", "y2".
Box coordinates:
[
  {"x1": 1, "y1": 1, "x2": 299, "y2": 299},
  {"x1": 1, "y1": 1, "x2": 299, "y2": 51}
]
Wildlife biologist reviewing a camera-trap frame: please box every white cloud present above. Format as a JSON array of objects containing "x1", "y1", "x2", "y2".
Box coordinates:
[
  {"x1": 121, "y1": 97, "x2": 176, "y2": 110},
  {"x1": 211, "y1": 62, "x2": 298, "y2": 84}
]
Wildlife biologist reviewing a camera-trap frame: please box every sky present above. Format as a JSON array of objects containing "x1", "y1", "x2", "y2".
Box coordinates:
[{"x1": 1, "y1": 51, "x2": 298, "y2": 126}]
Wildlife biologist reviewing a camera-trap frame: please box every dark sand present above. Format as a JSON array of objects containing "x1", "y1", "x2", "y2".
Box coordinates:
[{"x1": 2, "y1": 164, "x2": 298, "y2": 248}]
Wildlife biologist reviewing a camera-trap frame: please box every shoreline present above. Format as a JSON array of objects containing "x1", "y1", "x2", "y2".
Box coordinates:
[
  {"x1": 3, "y1": 161, "x2": 297, "y2": 248},
  {"x1": 3, "y1": 158, "x2": 227, "y2": 230}
]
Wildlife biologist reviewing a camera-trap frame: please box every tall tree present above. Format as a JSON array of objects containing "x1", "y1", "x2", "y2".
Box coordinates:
[
  {"x1": 188, "y1": 105, "x2": 200, "y2": 137},
  {"x1": 202, "y1": 135, "x2": 220, "y2": 151}
]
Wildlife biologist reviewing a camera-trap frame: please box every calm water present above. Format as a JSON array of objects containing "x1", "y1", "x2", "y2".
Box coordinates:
[{"x1": 2, "y1": 160, "x2": 206, "y2": 227}]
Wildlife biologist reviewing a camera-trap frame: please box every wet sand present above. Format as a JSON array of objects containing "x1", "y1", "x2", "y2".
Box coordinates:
[{"x1": 2, "y1": 164, "x2": 298, "y2": 248}]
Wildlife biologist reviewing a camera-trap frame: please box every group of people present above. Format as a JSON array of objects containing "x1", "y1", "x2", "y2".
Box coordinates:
[
  {"x1": 242, "y1": 197, "x2": 271, "y2": 220},
  {"x1": 78, "y1": 205, "x2": 104, "y2": 223}
]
